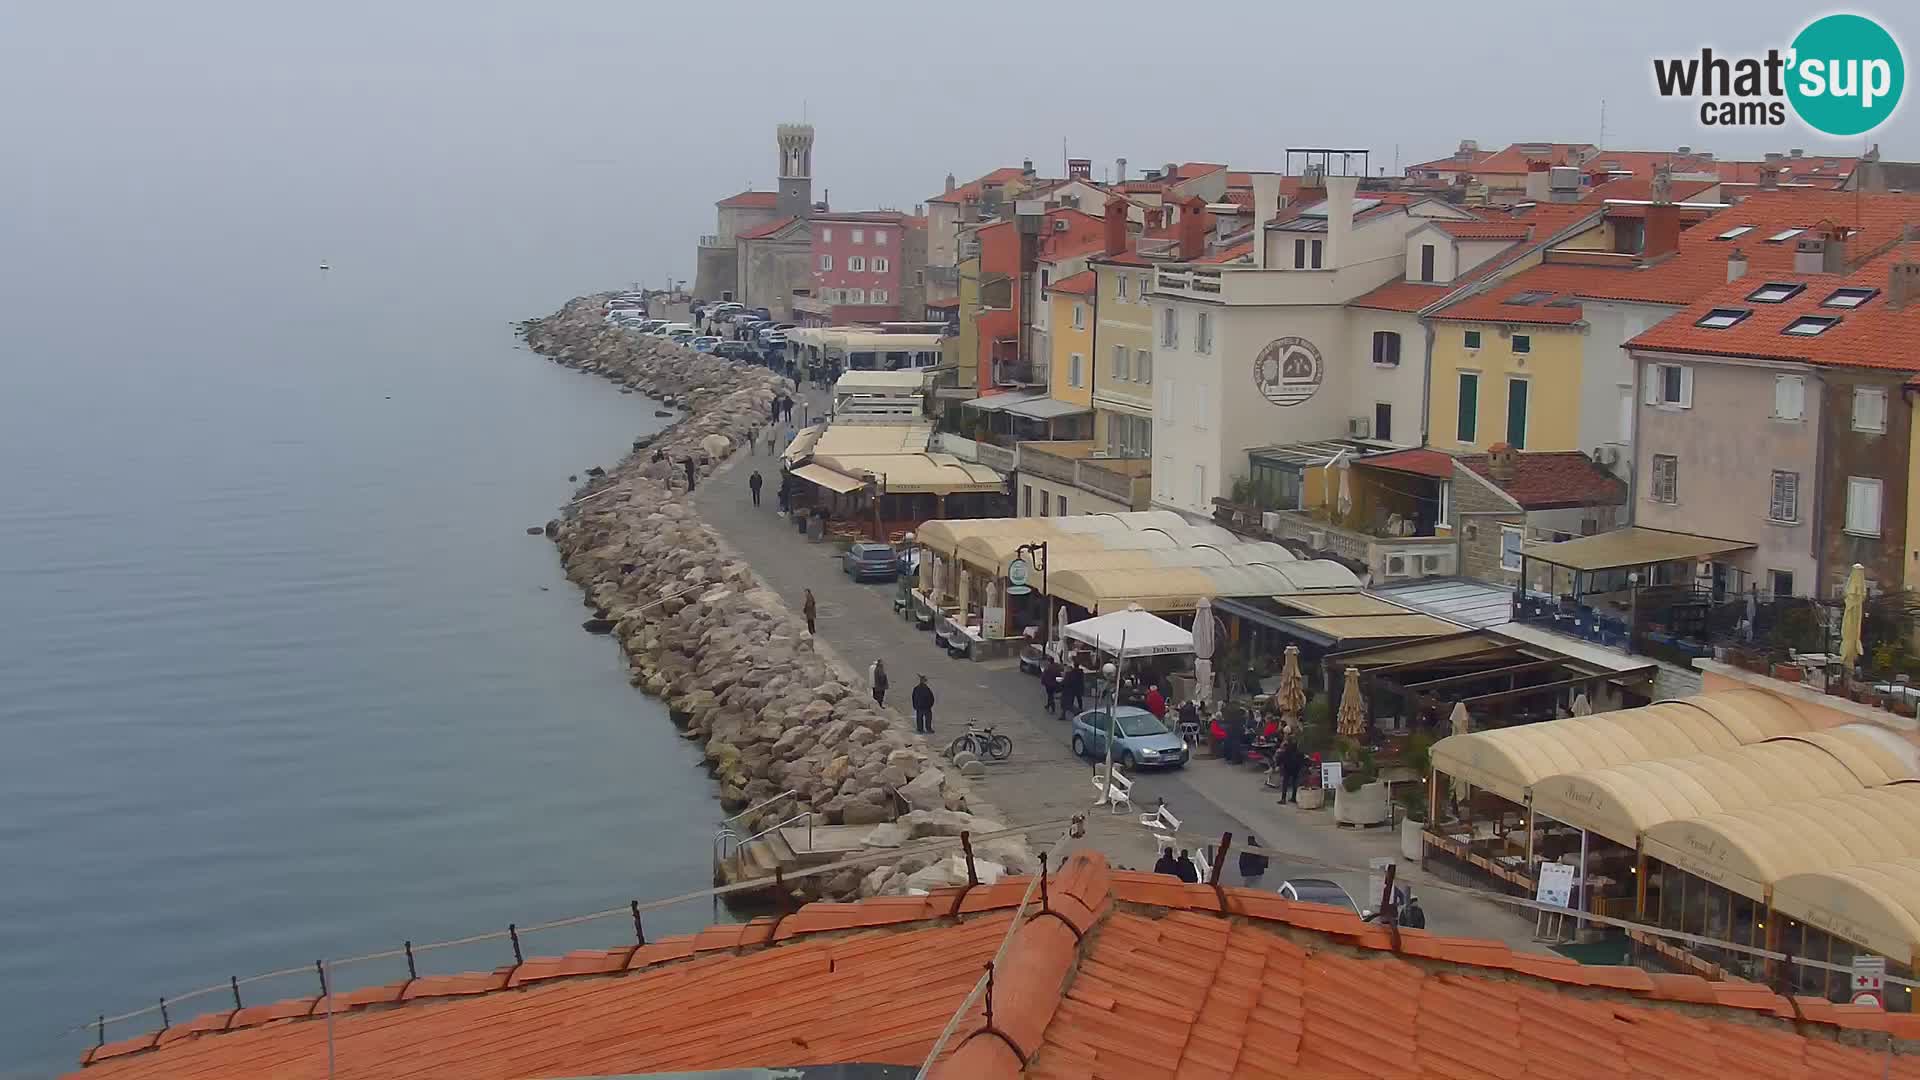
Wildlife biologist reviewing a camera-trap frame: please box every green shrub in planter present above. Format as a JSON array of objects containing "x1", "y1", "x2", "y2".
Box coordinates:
[{"x1": 1399, "y1": 791, "x2": 1428, "y2": 823}]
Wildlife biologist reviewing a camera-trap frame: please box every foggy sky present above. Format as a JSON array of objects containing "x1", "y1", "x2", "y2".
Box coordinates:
[{"x1": 1, "y1": 0, "x2": 1912, "y2": 286}]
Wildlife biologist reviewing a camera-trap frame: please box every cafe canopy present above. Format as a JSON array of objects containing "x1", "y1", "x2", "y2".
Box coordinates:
[{"x1": 1062, "y1": 606, "x2": 1194, "y2": 658}]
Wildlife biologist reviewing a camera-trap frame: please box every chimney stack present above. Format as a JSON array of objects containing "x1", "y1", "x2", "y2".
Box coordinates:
[
  {"x1": 1758, "y1": 164, "x2": 1781, "y2": 191},
  {"x1": 1324, "y1": 174, "x2": 1358, "y2": 270},
  {"x1": 1487, "y1": 442, "x2": 1517, "y2": 482},
  {"x1": 1251, "y1": 173, "x2": 1282, "y2": 269},
  {"x1": 1524, "y1": 161, "x2": 1551, "y2": 202},
  {"x1": 1067, "y1": 158, "x2": 1091, "y2": 182},
  {"x1": 1116, "y1": 157, "x2": 1127, "y2": 182},
  {"x1": 1890, "y1": 260, "x2": 1920, "y2": 311},
  {"x1": 1103, "y1": 195, "x2": 1130, "y2": 256},
  {"x1": 1819, "y1": 222, "x2": 1849, "y2": 273},
  {"x1": 1727, "y1": 247, "x2": 1749, "y2": 282},
  {"x1": 945, "y1": 173, "x2": 956, "y2": 194},
  {"x1": 1022, "y1": 158, "x2": 1035, "y2": 176},
  {"x1": 1177, "y1": 196, "x2": 1207, "y2": 261}
]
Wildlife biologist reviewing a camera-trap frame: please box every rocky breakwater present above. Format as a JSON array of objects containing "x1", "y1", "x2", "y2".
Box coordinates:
[{"x1": 519, "y1": 295, "x2": 1037, "y2": 901}]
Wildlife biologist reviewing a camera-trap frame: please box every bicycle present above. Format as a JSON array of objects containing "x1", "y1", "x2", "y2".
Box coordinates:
[{"x1": 945, "y1": 722, "x2": 1012, "y2": 762}]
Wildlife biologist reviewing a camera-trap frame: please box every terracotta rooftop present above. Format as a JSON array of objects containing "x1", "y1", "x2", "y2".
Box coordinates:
[
  {"x1": 1460, "y1": 449, "x2": 1629, "y2": 510},
  {"x1": 718, "y1": 189, "x2": 780, "y2": 209},
  {"x1": 1357, "y1": 448, "x2": 1457, "y2": 479},
  {"x1": 929, "y1": 167, "x2": 1030, "y2": 206},
  {"x1": 1579, "y1": 175, "x2": 1720, "y2": 206},
  {"x1": 1470, "y1": 142, "x2": 1597, "y2": 177},
  {"x1": 1172, "y1": 162, "x2": 1227, "y2": 180},
  {"x1": 1432, "y1": 219, "x2": 1536, "y2": 241},
  {"x1": 1349, "y1": 205, "x2": 1604, "y2": 314},
  {"x1": 1091, "y1": 250, "x2": 1153, "y2": 268},
  {"x1": 1627, "y1": 242, "x2": 1920, "y2": 371},
  {"x1": 1406, "y1": 146, "x2": 1498, "y2": 173},
  {"x1": 1348, "y1": 279, "x2": 1454, "y2": 313},
  {"x1": 1048, "y1": 270, "x2": 1096, "y2": 296},
  {"x1": 737, "y1": 215, "x2": 801, "y2": 241},
  {"x1": 70, "y1": 851, "x2": 1920, "y2": 1079},
  {"x1": 1431, "y1": 190, "x2": 1920, "y2": 325},
  {"x1": 1194, "y1": 241, "x2": 1252, "y2": 265}
]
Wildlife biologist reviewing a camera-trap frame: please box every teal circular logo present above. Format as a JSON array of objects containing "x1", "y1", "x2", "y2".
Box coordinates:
[{"x1": 1788, "y1": 14, "x2": 1905, "y2": 136}]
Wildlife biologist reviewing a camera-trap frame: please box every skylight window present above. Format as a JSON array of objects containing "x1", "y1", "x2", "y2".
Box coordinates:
[
  {"x1": 1716, "y1": 225, "x2": 1756, "y2": 240},
  {"x1": 1822, "y1": 287, "x2": 1879, "y2": 309},
  {"x1": 1504, "y1": 290, "x2": 1553, "y2": 306},
  {"x1": 1765, "y1": 227, "x2": 1808, "y2": 243},
  {"x1": 1746, "y1": 282, "x2": 1805, "y2": 304},
  {"x1": 1783, "y1": 315, "x2": 1841, "y2": 336},
  {"x1": 1696, "y1": 308, "x2": 1751, "y2": 330}
]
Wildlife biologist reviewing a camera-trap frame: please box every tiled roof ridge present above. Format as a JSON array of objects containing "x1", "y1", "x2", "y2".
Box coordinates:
[{"x1": 75, "y1": 852, "x2": 1920, "y2": 1075}]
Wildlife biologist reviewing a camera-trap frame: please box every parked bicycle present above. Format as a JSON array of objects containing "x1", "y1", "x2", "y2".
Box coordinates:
[{"x1": 945, "y1": 722, "x2": 1012, "y2": 762}]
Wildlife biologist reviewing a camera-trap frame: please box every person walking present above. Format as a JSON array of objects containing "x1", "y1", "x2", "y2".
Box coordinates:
[
  {"x1": 1040, "y1": 662, "x2": 1059, "y2": 716},
  {"x1": 765, "y1": 427, "x2": 777, "y2": 455},
  {"x1": 1143, "y1": 683, "x2": 1167, "y2": 720},
  {"x1": 910, "y1": 675, "x2": 935, "y2": 734},
  {"x1": 1278, "y1": 738, "x2": 1306, "y2": 805},
  {"x1": 1153, "y1": 847, "x2": 1180, "y2": 879},
  {"x1": 1174, "y1": 850, "x2": 1200, "y2": 884},
  {"x1": 1061, "y1": 664, "x2": 1085, "y2": 716},
  {"x1": 870, "y1": 658, "x2": 890, "y2": 707},
  {"x1": 748, "y1": 470, "x2": 763, "y2": 506},
  {"x1": 802, "y1": 588, "x2": 818, "y2": 635},
  {"x1": 682, "y1": 457, "x2": 697, "y2": 493},
  {"x1": 769, "y1": 397, "x2": 781, "y2": 424},
  {"x1": 1238, "y1": 834, "x2": 1270, "y2": 886},
  {"x1": 776, "y1": 471, "x2": 791, "y2": 514}
]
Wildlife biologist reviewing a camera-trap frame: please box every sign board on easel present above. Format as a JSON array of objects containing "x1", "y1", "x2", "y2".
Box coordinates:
[
  {"x1": 1535, "y1": 863, "x2": 1577, "y2": 908},
  {"x1": 1320, "y1": 762, "x2": 1343, "y2": 790},
  {"x1": 1851, "y1": 955, "x2": 1886, "y2": 1008}
]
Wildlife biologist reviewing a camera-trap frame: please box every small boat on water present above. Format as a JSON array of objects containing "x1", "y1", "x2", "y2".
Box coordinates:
[{"x1": 319, "y1": 260, "x2": 331, "y2": 271}]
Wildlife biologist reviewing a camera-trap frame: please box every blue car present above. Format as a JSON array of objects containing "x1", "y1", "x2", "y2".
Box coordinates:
[{"x1": 1070, "y1": 706, "x2": 1189, "y2": 770}]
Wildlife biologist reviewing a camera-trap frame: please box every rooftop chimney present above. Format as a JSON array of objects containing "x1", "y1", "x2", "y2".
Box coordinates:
[
  {"x1": 1251, "y1": 173, "x2": 1282, "y2": 269},
  {"x1": 1524, "y1": 161, "x2": 1551, "y2": 202},
  {"x1": 1486, "y1": 442, "x2": 1517, "y2": 483},
  {"x1": 1791, "y1": 148, "x2": 1805, "y2": 158},
  {"x1": 1794, "y1": 236, "x2": 1827, "y2": 273},
  {"x1": 1177, "y1": 196, "x2": 1207, "y2": 261},
  {"x1": 945, "y1": 173, "x2": 956, "y2": 193},
  {"x1": 1022, "y1": 158, "x2": 1035, "y2": 176},
  {"x1": 1067, "y1": 158, "x2": 1091, "y2": 182},
  {"x1": 1891, "y1": 260, "x2": 1920, "y2": 311},
  {"x1": 1324, "y1": 174, "x2": 1358, "y2": 271},
  {"x1": 1116, "y1": 157, "x2": 1127, "y2": 182},
  {"x1": 1758, "y1": 164, "x2": 1781, "y2": 191},
  {"x1": 1642, "y1": 165, "x2": 1680, "y2": 259},
  {"x1": 1103, "y1": 195, "x2": 1130, "y2": 256},
  {"x1": 1677, "y1": 145, "x2": 1692, "y2": 155},
  {"x1": 1727, "y1": 247, "x2": 1749, "y2": 282}
]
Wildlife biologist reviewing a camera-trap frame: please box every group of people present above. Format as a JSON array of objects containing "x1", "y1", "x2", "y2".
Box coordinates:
[
  {"x1": 1037, "y1": 660, "x2": 1087, "y2": 717},
  {"x1": 868, "y1": 657, "x2": 937, "y2": 733}
]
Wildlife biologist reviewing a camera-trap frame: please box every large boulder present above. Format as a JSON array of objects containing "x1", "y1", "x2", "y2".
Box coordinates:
[
  {"x1": 898, "y1": 766, "x2": 948, "y2": 812},
  {"x1": 898, "y1": 808, "x2": 1005, "y2": 838}
]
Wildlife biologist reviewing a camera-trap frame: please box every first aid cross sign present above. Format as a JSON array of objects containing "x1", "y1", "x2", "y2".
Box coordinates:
[{"x1": 1851, "y1": 955, "x2": 1886, "y2": 1008}]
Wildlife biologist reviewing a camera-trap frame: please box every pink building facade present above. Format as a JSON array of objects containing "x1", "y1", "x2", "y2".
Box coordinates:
[{"x1": 808, "y1": 212, "x2": 908, "y2": 322}]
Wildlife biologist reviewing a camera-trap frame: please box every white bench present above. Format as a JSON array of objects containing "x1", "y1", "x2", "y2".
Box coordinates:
[
  {"x1": 1140, "y1": 799, "x2": 1182, "y2": 849},
  {"x1": 1092, "y1": 765, "x2": 1133, "y2": 814}
]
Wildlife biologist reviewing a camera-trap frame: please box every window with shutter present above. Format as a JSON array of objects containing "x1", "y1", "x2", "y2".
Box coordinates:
[
  {"x1": 1500, "y1": 526, "x2": 1523, "y2": 571},
  {"x1": 1456, "y1": 373, "x2": 1479, "y2": 443},
  {"x1": 1853, "y1": 387, "x2": 1887, "y2": 433},
  {"x1": 1162, "y1": 308, "x2": 1178, "y2": 348},
  {"x1": 1768, "y1": 470, "x2": 1799, "y2": 523},
  {"x1": 1114, "y1": 344, "x2": 1129, "y2": 381},
  {"x1": 1648, "y1": 364, "x2": 1692, "y2": 408},
  {"x1": 1194, "y1": 381, "x2": 1209, "y2": 429},
  {"x1": 1774, "y1": 375, "x2": 1805, "y2": 420},
  {"x1": 1137, "y1": 349, "x2": 1152, "y2": 383},
  {"x1": 1372, "y1": 331, "x2": 1401, "y2": 366},
  {"x1": 1651, "y1": 454, "x2": 1678, "y2": 503},
  {"x1": 1847, "y1": 476, "x2": 1883, "y2": 535}
]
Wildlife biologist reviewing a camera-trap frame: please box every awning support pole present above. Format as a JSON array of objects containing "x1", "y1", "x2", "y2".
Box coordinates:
[{"x1": 1575, "y1": 828, "x2": 1589, "y2": 931}]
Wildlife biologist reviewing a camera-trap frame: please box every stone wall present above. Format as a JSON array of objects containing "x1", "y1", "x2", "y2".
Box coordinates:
[
  {"x1": 1451, "y1": 470, "x2": 1523, "y2": 587},
  {"x1": 518, "y1": 296, "x2": 1033, "y2": 901},
  {"x1": 692, "y1": 244, "x2": 738, "y2": 303}
]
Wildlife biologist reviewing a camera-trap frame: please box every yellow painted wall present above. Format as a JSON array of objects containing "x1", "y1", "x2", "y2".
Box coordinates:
[
  {"x1": 1908, "y1": 396, "x2": 1920, "y2": 591},
  {"x1": 1090, "y1": 261, "x2": 1154, "y2": 447},
  {"x1": 1048, "y1": 289, "x2": 1094, "y2": 409},
  {"x1": 1426, "y1": 322, "x2": 1584, "y2": 452}
]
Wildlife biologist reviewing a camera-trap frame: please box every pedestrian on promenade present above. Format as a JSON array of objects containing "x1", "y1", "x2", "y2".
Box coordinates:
[
  {"x1": 748, "y1": 426, "x2": 758, "y2": 455},
  {"x1": 802, "y1": 588, "x2": 818, "y2": 634},
  {"x1": 765, "y1": 428, "x2": 777, "y2": 455},
  {"x1": 1040, "y1": 662, "x2": 1059, "y2": 715},
  {"x1": 1143, "y1": 683, "x2": 1167, "y2": 720},
  {"x1": 1278, "y1": 738, "x2": 1306, "y2": 804},
  {"x1": 1238, "y1": 834, "x2": 1270, "y2": 886},
  {"x1": 682, "y1": 458, "x2": 697, "y2": 492},
  {"x1": 1061, "y1": 664, "x2": 1085, "y2": 716},
  {"x1": 769, "y1": 397, "x2": 780, "y2": 424},
  {"x1": 870, "y1": 658, "x2": 889, "y2": 707},
  {"x1": 748, "y1": 470, "x2": 763, "y2": 506},
  {"x1": 1174, "y1": 850, "x2": 1199, "y2": 884},
  {"x1": 910, "y1": 675, "x2": 935, "y2": 734},
  {"x1": 1153, "y1": 847, "x2": 1179, "y2": 878},
  {"x1": 776, "y1": 471, "x2": 791, "y2": 514}
]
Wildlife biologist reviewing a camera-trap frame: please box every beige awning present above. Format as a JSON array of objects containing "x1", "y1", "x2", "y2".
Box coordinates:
[
  {"x1": 1048, "y1": 561, "x2": 1360, "y2": 613},
  {"x1": 791, "y1": 462, "x2": 866, "y2": 494},
  {"x1": 817, "y1": 453, "x2": 1003, "y2": 495},
  {"x1": 1286, "y1": 613, "x2": 1463, "y2": 640},
  {"x1": 1774, "y1": 859, "x2": 1920, "y2": 965},
  {"x1": 1429, "y1": 689, "x2": 1816, "y2": 805},
  {"x1": 1520, "y1": 526, "x2": 1755, "y2": 572},
  {"x1": 810, "y1": 422, "x2": 935, "y2": 457},
  {"x1": 1642, "y1": 783, "x2": 1920, "y2": 902}
]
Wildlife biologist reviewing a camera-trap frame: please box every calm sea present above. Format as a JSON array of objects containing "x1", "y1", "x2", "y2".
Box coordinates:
[{"x1": 0, "y1": 184, "x2": 721, "y2": 1078}]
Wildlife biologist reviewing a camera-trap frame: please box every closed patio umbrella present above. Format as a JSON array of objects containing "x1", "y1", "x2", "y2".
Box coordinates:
[
  {"x1": 1336, "y1": 665, "x2": 1367, "y2": 738},
  {"x1": 1275, "y1": 644, "x2": 1306, "y2": 732},
  {"x1": 1192, "y1": 596, "x2": 1216, "y2": 704},
  {"x1": 1840, "y1": 562, "x2": 1867, "y2": 670}
]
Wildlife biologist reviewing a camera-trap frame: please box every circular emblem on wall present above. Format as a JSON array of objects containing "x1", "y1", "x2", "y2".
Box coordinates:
[{"x1": 1253, "y1": 337, "x2": 1324, "y2": 407}]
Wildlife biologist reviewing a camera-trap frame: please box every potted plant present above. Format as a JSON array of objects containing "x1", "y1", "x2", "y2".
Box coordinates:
[
  {"x1": 1398, "y1": 791, "x2": 1428, "y2": 861},
  {"x1": 1333, "y1": 761, "x2": 1390, "y2": 826}
]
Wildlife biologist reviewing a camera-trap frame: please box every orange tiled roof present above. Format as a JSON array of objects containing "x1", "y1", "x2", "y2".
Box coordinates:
[
  {"x1": 1195, "y1": 242, "x2": 1253, "y2": 265},
  {"x1": 1357, "y1": 448, "x2": 1457, "y2": 479},
  {"x1": 1470, "y1": 142, "x2": 1597, "y2": 177},
  {"x1": 71, "y1": 852, "x2": 1920, "y2": 1080},
  {"x1": 1460, "y1": 450, "x2": 1628, "y2": 509},
  {"x1": 737, "y1": 215, "x2": 801, "y2": 241},
  {"x1": 1172, "y1": 162, "x2": 1226, "y2": 180},
  {"x1": 717, "y1": 189, "x2": 779, "y2": 208},
  {"x1": 1431, "y1": 190, "x2": 1920, "y2": 325},
  {"x1": 1628, "y1": 243, "x2": 1920, "y2": 370},
  {"x1": 1091, "y1": 250, "x2": 1153, "y2": 267},
  {"x1": 1048, "y1": 269, "x2": 1096, "y2": 296},
  {"x1": 1432, "y1": 219, "x2": 1535, "y2": 240},
  {"x1": 1407, "y1": 147, "x2": 1498, "y2": 173},
  {"x1": 1579, "y1": 175, "x2": 1720, "y2": 205},
  {"x1": 1349, "y1": 280, "x2": 1455, "y2": 313},
  {"x1": 929, "y1": 167, "x2": 1029, "y2": 206},
  {"x1": 1351, "y1": 206, "x2": 1604, "y2": 314}
]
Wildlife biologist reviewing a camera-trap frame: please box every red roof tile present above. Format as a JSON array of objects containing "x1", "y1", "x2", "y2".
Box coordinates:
[
  {"x1": 1580, "y1": 175, "x2": 1720, "y2": 206},
  {"x1": 1434, "y1": 219, "x2": 1535, "y2": 240},
  {"x1": 67, "y1": 853, "x2": 1920, "y2": 1080},
  {"x1": 717, "y1": 189, "x2": 779, "y2": 209},
  {"x1": 736, "y1": 215, "x2": 800, "y2": 241},
  {"x1": 1195, "y1": 242, "x2": 1252, "y2": 265},
  {"x1": 1626, "y1": 241, "x2": 1920, "y2": 371},
  {"x1": 1349, "y1": 280, "x2": 1454, "y2": 313},
  {"x1": 1048, "y1": 270, "x2": 1096, "y2": 296},
  {"x1": 929, "y1": 167, "x2": 1029, "y2": 206},
  {"x1": 1358, "y1": 448, "x2": 1456, "y2": 479},
  {"x1": 1460, "y1": 450, "x2": 1627, "y2": 509}
]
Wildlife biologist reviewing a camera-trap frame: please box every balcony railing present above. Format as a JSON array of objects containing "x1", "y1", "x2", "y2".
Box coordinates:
[
  {"x1": 1015, "y1": 441, "x2": 1152, "y2": 510},
  {"x1": 991, "y1": 359, "x2": 1037, "y2": 386},
  {"x1": 1017, "y1": 443, "x2": 1081, "y2": 485},
  {"x1": 925, "y1": 266, "x2": 959, "y2": 288},
  {"x1": 974, "y1": 442, "x2": 1018, "y2": 473}
]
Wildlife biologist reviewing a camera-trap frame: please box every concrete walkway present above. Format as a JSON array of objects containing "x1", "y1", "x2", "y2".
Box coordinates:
[{"x1": 692, "y1": 379, "x2": 1542, "y2": 952}]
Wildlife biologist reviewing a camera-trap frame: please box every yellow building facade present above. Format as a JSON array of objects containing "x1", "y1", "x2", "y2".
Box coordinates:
[
  {"x1": 1046, "y1": 271, "x2": 1096, "y2": 410},
  {"x1": 1425, "y1": 320, "x2": 1585, "y2": 452},
  {"x1": 1089, "y1": 256, "x2": 1156, "y2": 458}
]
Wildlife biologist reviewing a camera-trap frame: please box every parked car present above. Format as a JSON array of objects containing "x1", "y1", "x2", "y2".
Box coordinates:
[
  {"x1": 1069, "y1": 706, "x2": 1189, "y2": 770},
  {"x1": 665, "y1": 326, "x2": 696, "y2": 343},
  {"x1": 842, "y1": 542, "x2": 899, "y2": 582},
  {"x1": 749, "y1": 306, "x2": 772, "y2": 320},
  {"x1": 1277, "y1": 878, "x2": 1359, "y2": 913},
  {"x1": 714, "y1": 341, "x2": 755, "y2": 361},
  {"x1": 691, "y1": 336, "x2": 721, "y2": 352},
  {"x1": 758, "y1": 322, "x2": 797, "y2": 345}
]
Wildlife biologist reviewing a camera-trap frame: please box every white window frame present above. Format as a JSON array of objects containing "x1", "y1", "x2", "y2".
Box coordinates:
[
  {"x1": 846, "y1": 287, "x2": 865, "y2": 304},
  {"x1": 1646, "y1": 363, "x2": 1693, "y2": 409},
  {"x1": 1511, "y1": 334, "x2": 1532, "y2": 354},
  {"x1": 1499, "y1": 525, "x2": 1524, "y2": 572},
  {"x1": 1193, "y1": 381, "x2": 1210, "y2": 430},
  {"x1": 1651, "y1": 453, "x2": 1679, "y2": 504},
  {"x1": 1157, "y1": 455, "x2": 1173, "y2": 498},
  {"x1": 1138, "y1": 275, "x2": 1151, "y2": 301},
  {"x1": 1069, "y1": 353, "x2": 1084, "y2": 388},
  {"x1": 1768, "y1": 470, "x2": 1800, "y2": 524},
  {"x1": 851, "y1": 228, "x2": 865, "y2": 244},
  {"x1": 1846, "y1": 476, "x2": 1883, "y2": 536},
  {"x1": 848, "y1": 255, "x2": 865, "y2": 272},
  {"x1": 819, "y1": 254, "x2": 832, "y2": 271},
  {"x1": 1073, "y1": 304, "x2": 1086, "y2": 330},
  {"x1": 873, "y1": 256, "x2": 889, "y2": 273},
  {"x1": 1114, "y1": 343, "x2": 1129, "y2": 381},
  {"x1": 1159, "y1": 379, "x2": 1176, "y2": 425},
  {"x1": 1196, "y1": 311, "x2": 1213, "y2": 355},
  {"x1": 1056, "y1": 493, "x2": 1067, "y2": 516},
  {"x1": 1161, "y1": 306, "x2": 1179, "y2": 348},
  {"x1": 1773, "y1": 375, "x2": 1806, "y2": 421},
  {"x1": 1116, "y1": 275, "x2": 1129, "y2": 301},
  {"x1": 821, "y1": 228, "x2": 833, "y2": 242},
  {"x1": 1137, "y1": 349, "x2": 1152, "y2": 384},
  {"x1": 870, "y1": 288, "x2": 888, "y2": 303},
  {"x1": 1193, "y1": 464, "x2": 1208, "y2": 509},
  {"x1": 1853, "y1": 386, "x2": 1888, "y2": 433},
  {"x1": 872, "y1": 229, "x2": 886, "y2": 246}
]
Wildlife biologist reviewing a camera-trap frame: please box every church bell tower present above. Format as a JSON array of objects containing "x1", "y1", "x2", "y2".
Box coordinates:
[{"x1": 776, "y1": 123, "x2": 815, "y2": 219}]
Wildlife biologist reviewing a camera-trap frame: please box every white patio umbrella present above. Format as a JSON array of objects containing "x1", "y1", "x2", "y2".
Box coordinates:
[{"x1": 1191, "y1": 596, "x2": 1216, "y2": 705}]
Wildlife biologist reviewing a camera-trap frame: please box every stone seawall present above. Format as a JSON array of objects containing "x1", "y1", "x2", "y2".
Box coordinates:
[{"x1": 518, "y1": 296, "x2": 1034, "y2": 900}]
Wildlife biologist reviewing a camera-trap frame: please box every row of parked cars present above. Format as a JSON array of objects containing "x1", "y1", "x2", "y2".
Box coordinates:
[{"x1": 692, "y1": 301, "x2": 796, "y2": 362}]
